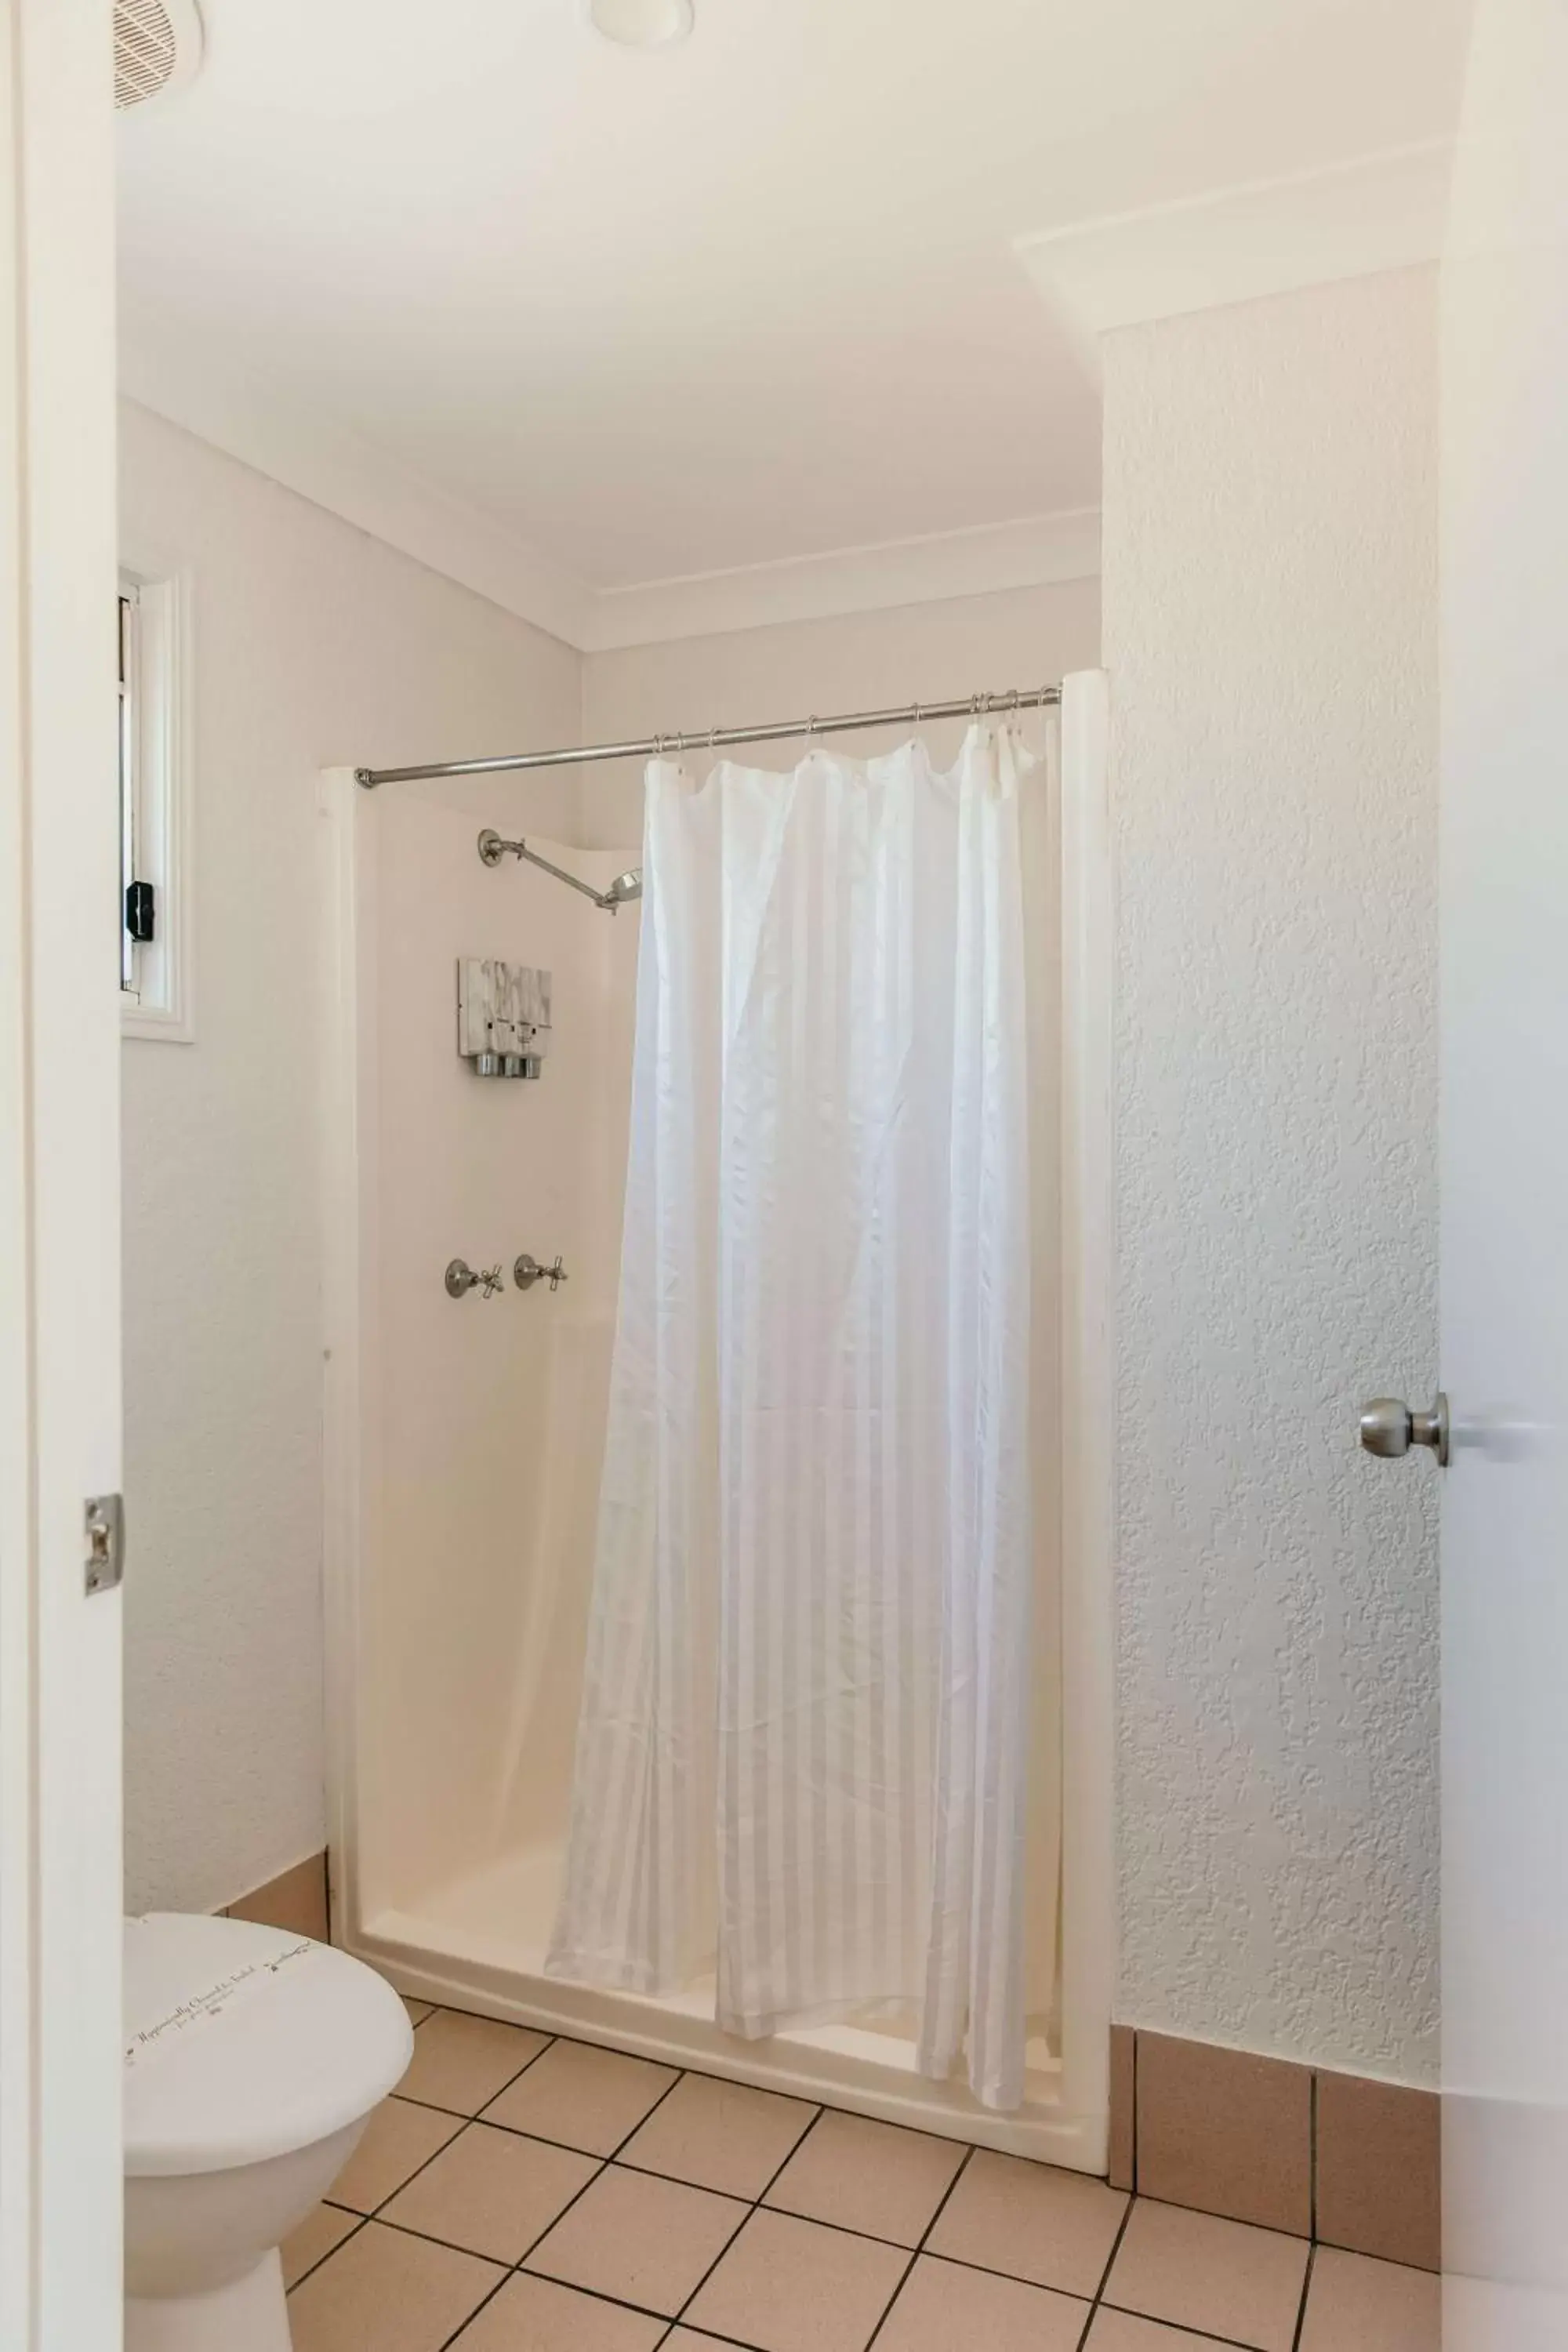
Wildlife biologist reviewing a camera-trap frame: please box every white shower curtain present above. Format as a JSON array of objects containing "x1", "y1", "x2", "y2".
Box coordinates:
[{"x1": 548, "y1": 723, "x2": 1037, "y2": 2110}]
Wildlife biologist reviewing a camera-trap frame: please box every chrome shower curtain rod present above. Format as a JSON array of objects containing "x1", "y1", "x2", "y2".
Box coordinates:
[{"x1": 354, "y1": 684, "x2": 1061, "y2": 789}]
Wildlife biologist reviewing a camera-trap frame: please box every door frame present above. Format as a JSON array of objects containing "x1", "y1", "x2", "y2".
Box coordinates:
[{"x1": 0, "y1": 2, "x2": 124, "y2": 2344}]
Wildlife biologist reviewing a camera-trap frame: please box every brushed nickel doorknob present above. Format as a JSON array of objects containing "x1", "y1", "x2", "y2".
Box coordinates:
[{"x1": 1359, "y1": 1393, "x2": 1450, "y2": 1466}]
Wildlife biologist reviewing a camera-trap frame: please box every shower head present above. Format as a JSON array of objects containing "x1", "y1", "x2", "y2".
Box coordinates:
[{"x1": 478, "y1": 831, "x2": 643, "y2": 915}]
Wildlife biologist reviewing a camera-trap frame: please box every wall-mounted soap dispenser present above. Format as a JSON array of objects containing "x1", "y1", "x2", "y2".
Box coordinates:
[{"x1": 457, "y1": 958, "x2": 553, "y2": 1078}]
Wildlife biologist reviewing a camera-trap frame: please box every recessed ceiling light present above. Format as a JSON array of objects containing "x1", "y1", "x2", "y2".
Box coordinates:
[{"x1": 582, "y1": 0, "x2": 694, "y2": 48}]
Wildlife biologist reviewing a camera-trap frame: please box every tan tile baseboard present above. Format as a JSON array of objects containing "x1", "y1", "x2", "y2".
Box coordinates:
[
  {"x1": 224, "y1": 1849, "x2": 331, "y2": 1942},
  {"x1": 1109, "y1": 2024, "x2": 1439, "y2": 2272}
]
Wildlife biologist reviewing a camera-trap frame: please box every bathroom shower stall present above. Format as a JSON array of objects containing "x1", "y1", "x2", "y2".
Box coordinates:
[{"x1": 318, "y1": 673, "x2": 1112, "y2": 2171}]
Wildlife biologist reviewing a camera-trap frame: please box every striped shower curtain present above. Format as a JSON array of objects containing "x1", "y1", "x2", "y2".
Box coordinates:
[{"x1": 547, "y1": 723, "x2": 1036, "y2": 2110}]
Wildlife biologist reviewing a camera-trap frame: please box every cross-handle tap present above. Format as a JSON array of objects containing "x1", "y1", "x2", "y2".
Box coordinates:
[
  {"x1": 514, "y1": 1252, "x2": 569, "y2": 1294},
  {"x1": 445, "y1": 1258, "x2": 505, "y2": 1298}
]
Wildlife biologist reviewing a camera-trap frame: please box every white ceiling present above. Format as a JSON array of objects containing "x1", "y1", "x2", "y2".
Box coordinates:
[{"x1": 117, "y1": 0, "x2": 1471, "y2": 620}]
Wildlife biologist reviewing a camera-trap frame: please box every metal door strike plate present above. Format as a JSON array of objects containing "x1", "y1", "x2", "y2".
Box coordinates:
[{"x1": 84, "y1": 1493, "x2": 125, "y2": 1595}]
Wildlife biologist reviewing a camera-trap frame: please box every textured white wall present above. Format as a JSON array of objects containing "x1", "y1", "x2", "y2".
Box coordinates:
[
  {"x1": 1102, "y1": 270, "x2": 1440, "y2": 2082},
  {"x1": 119, "y1": 401, "x2": 582, "y2": 1915}
]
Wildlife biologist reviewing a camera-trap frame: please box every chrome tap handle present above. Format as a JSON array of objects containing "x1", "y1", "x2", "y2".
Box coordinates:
[
  {"x1": 446, "y1": 1258, "x2": 504, "y2": 1299},
  {"x1": 515, "y1": 1252, "x2": 569, "y2": 1293}
]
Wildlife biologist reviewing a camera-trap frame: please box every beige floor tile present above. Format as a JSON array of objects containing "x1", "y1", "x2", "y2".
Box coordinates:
[
  {"x1": 925, "y1": 2148, "x2": 1128, "y2": 2296},
  {"x1": 449, "y1": 2271, "x2": 669, "y2": 2350},
  {"x1": 1104, "y1": 2198, "x2": 1309, "y2": 2352},
  {"x1": 287, "y1": 2219, "x2": 504, "y2": 2352},
  {"x1": 485, "y1": 2038, "x2": 679, "y2": 2156},
  {"x1": 399, "y1": 2009, "x2": 552, "y2": 2115},
  {"x1": 328, "y1": 2097, "x2": 464, "y2": 2214},
  {"x1": 684, "y1": 2208, "x2": 909, "y2": 2352},
  {"x1": 1298, "y1": 2247, "x2": 1442, "y2": 2352},
  {"x1": 621, "y1": 2073, "x2": 818, "y2": 2198},
  {"x1": 381, "y1": 2120, "x2": 601, "y2": 2263},
  {"x1": 664, "y1": 2336, "x2": 749, "y2": 2349},
  {"x1": 1086, "y1": 2312, "x2": 1227, "y2": 2350},
  {"x1": 524, "y1": 2163, "x2": 748, "y2": 2317},
  {"x1": 875, "y1": 2253, "x2": 1090, "y2": 2352},
  {"x1": 762, "y1": 2110, "x2": 964, "y2": 2246},
  {"x1": 404, "y1": 1997, "x2": 435, "y2": 2027},
  {"x1": 282, "y1": 2204, "x2": 361, "y2": 2290}
]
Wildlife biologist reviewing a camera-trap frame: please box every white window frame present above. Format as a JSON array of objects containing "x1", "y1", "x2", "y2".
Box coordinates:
[{"x1": 118, "y1": 553, "x2": 194, "y2": 1042}]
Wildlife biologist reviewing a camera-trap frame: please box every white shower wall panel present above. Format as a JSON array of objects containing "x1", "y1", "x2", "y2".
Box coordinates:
[{"x1": 361, "y1": 786, "x2": 637, "y2": 1916}]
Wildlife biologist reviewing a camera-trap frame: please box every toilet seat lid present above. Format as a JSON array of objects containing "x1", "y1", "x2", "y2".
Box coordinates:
[{"x1": 125, "y1": 1912, "x2": 413, "y2": 2177}]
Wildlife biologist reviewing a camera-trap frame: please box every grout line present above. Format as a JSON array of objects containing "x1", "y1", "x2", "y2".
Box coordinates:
[
  {"x1": 403, "y1": 2098, "x2": 617, "y2": 2159},
  {"x1": 342, "y1": 2034, "x2": 587, "y2": 2244},
  {"x1": 1092, "y1": 2183, "x2": 1135, "y2": 2302},
  {"x1": 405, "y1": 2012, "x2": 1011, "y2": 2159},
  {"x1": 435, "y1": 2265, "x2": 514, "y2": 2352},
  {"x1": 305, "y1": 2003, "x2": 1157, "y2": 2348},
  {"x1": 1106, "y1": 2181, "x2": 1313, "y2": 2243},
  {"x1": 654, "y1": 2070, "x2": 775, "y2": 2339},
  {"x1": 1072, "y1": 2188, "x2": 1137, "y2": 2350},
  {"x1": 336, "y1": 2111, "x2": 470, "y2": 2225},
  {"x1": 1290, "y1": 2238, "x2": 1319, "y2": 2352},
  {"x1": 506, "y1": 2146, "x2": 613, "y2": 2271},
  {"x1": 753, "y1": 2100, "x2": 827, "y2": 2202},
  {"x1": 430, "y1": 2023, "x2": 560, "y2": 2114},
  {"x1": 641, "y1": 2090, "x2": 830, "y2": 2347},
  {"x1": 608, "y1": 2062, "x2": 689, "y2": 2160},
  {"x1": 861, "y1": 2140, "x2": 983, "y2": 2352},
  {"x1": 283, "y1": 2210, "x2": 372, "y2": 2294},
  {"x1": 366, "y1": 2158, "x2": 1290, "y2": 2352},
  {"x1": 482, "y1": 2065, "x2": 732, "y2": 2333},
  {"x1": 1098, "y1": 2297, "x2": 1280, "y2": 2350}
]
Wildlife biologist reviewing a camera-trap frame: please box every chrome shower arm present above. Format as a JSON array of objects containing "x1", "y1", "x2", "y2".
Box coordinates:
[{"x1": 477, "y1": 830, "x2": 615, "y2": 907}]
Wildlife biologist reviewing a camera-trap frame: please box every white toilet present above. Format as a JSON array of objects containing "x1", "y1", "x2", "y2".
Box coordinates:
[{"x1": 125, "y1": 1911, "x2": 413, "y2": 2352}]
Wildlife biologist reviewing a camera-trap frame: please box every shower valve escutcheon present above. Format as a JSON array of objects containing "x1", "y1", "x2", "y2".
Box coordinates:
[
  {"x1": 514, "y1": 1253, "x2": 568, "y2": 1294},
  {"x1": 446, "y1": 1259, "x2": 504, "y2": 1299}
]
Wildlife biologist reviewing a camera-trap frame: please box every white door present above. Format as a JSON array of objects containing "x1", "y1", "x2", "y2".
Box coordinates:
[
  {"x1": 0, "y1": 2, "x2": 123, "y2": 2347},
  {"x1": 1436, "y1": 1, "x2": 1568, "y2": 2343}
]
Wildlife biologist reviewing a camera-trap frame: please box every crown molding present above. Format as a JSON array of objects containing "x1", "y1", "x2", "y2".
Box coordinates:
[
  {"x1": 119, "y1": 332, "x2": 1099, "y2": 653},
  {"x1": 1018, "y1": 141, "x2": 1454, "y2": 368},
  {"x1": 580, "y1": 508, "x2": 1102, "y2": 650},
  {"x1": 118, "y1": 329, "x2": 597, "y2": 648}
]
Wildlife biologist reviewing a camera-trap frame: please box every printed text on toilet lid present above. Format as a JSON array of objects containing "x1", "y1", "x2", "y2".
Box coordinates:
[{"x1": 125, "y1": 1936, "x2": 327, "y2": 2070}]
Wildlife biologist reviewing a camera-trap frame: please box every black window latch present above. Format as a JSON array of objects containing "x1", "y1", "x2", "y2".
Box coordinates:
[{"x1": 125, "y1": 880, "x2": 155, "y2": 943}]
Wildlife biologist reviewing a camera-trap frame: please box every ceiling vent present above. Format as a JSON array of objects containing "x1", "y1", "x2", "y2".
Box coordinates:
[{"x1": 114, "y1": 0, "x2": 203, "y2": 112}]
